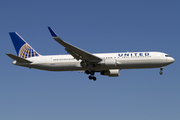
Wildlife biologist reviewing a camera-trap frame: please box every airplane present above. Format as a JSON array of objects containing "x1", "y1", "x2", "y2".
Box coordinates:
[{"x1": 6, "y1": 27, "x2": 175, "y2": 81}]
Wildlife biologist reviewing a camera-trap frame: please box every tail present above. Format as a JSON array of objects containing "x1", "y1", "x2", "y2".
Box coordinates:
[{"x1": 9, "y1": 32, "x2": 40, "y2": 58}]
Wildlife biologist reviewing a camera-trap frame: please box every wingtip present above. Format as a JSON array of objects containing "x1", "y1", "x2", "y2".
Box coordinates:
[{"x1": 48, "y1": 27, "x2": 58, "y2": 37}]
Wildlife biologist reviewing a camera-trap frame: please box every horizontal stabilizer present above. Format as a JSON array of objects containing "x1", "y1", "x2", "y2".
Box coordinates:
[{"x1": 6, "y1": 53, "x2": 32, "y2": 63}]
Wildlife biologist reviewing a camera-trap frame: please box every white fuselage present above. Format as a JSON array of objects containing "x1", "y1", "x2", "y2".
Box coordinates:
[{"x1": 13, "y1": 52, "x2": 174, "y2": 72}]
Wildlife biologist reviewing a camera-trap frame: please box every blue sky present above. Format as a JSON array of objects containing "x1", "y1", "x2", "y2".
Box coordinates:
[{"x1": 0, "y1": 0, "x2": 179, "y2": 120}]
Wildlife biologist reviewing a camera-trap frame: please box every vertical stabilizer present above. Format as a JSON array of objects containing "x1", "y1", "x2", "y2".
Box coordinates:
[{"x1": 9, "y1": 32, "x2": 40, "y2": 58}]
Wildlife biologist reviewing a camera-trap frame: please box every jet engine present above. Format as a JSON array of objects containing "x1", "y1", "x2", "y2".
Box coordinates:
[
  {"x1": 99, "y1": 59, "x2": 117, "y2": 66},
  {"x1": 100, "y1": 69, "x2": 119, "y2": 77}
]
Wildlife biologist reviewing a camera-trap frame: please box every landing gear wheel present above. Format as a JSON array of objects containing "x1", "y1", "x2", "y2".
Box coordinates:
[
  {"x1": 90, "y1": 71, "x2": 95, "y2": 76},
  {"x1": 85, "y1": 70, "x2": 90, "y2": 75},
  {"x1": 88, "y1": 76, "x2": 97, "y2": 81},
  {"x1": 159, "y1": 71, "x2": 163, "y2": 75},
  {"x1": 87, "y1": 70, "x2": 96, "y2": 81},
  {"x1": 89, "y1": 76, "x2": 92, "y2": 80},
  {"x1": 93, "y1": 77, "x2": 97, "y2": 81}
]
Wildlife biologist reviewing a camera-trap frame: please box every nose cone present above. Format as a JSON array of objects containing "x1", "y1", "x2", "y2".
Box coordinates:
[{"x1": 167, "y1": 57, "x2": 175, "y2": 64}]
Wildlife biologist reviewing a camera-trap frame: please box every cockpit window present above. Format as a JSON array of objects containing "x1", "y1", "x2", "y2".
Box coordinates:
[{"x1": 165, "y1": 55, "x2": 170, "y2": 57}]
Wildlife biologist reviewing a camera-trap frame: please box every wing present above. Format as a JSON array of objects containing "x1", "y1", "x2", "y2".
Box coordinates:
[{"x1": 48, "y1": 27, "x2": 102, "y2": 62}]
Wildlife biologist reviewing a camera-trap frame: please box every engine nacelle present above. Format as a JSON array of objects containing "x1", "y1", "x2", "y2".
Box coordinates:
[
  {"x1": 101, "y1": 69, "x2": 119, "y2": 77},
  {"x1": 99, "y1": 59, "x2": 117, "y2": 66}
]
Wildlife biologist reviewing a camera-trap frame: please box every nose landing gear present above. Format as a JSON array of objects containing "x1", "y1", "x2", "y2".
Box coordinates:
[{"x1": 159, "y1": 67, "x2": 163, "y2": 75}]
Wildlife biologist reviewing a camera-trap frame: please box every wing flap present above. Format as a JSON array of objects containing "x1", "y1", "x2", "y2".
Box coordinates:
[{"x1": 48, "y1": 27, "x2": 102, "y2": 62}]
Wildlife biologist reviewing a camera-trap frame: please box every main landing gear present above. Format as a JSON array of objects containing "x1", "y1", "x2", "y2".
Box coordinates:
[
  {"x1": 89, "y1": 76, "x2": 97, "y2": 81},
  {"x1": 85, "y1": 70, "x2": 97, "y2": 81},
  {"x1": 159, "y1": 67, "x2": 163, "y2": 75}
]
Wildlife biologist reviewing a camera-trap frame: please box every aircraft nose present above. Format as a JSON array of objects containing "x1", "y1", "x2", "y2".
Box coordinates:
[{"x1": 167, "y1": 57, "x2": 175, "y2": 63}]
